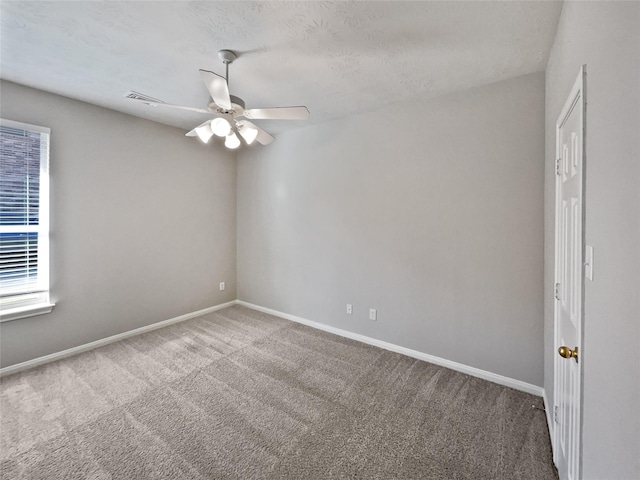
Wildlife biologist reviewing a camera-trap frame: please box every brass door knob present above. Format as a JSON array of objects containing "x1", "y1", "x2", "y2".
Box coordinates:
[{"x1": 558, "y1": 346, "x2": 579, "y2": 361}]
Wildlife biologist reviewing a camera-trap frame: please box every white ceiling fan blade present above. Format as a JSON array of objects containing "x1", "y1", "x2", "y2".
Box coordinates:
[
  {"x1": 199, "y1": 69, "x2": 231, "y2": 110},
  {"x1": 135, "y1": 100, "x2": 211, "y2": 115},
  {"x1": 242, "y1": 106, "x2": 309, "y2": 120},
  {"x1": 185, "y1": 120, "x2": 212, "y2": 137},
  {"x1": 241, "y1": 120, "x2": 275, "y2": 145}
]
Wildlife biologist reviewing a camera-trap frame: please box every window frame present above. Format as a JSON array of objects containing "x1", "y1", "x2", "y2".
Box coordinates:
[{"x1": 0, "y1": 118, "x2": 54, "y2": 322}]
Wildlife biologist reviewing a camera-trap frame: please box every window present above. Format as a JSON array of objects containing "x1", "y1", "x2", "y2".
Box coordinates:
[{"x1": 0, "y1": 119, "x2": 54, "y2": 322}]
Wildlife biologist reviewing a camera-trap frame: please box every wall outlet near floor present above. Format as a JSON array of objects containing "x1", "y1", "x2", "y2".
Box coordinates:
[
  {"x1": 219, "y1": 282, "x2": 225, "y2": 291},
  {"x1": 369, "y1": 308, "x2": 377, "y2": 321},
  {"x1": 346, "y1": 304, "x2": 353, "y2": 315}
]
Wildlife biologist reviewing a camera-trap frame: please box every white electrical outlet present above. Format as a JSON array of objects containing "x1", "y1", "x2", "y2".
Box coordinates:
[
  {"x1": 369, "y1": 308, "x2": 377, "y2": 321},
  {"x1": 346, "y1": 304, "x2": 353, "y2": 315},
  {"x1": 219, "y1": 282, "x2": 225, "y2": 291}
]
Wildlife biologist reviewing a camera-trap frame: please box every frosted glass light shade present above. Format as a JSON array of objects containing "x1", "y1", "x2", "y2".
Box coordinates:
[
  {"x1": 239, "y1": 123, "x2": 258, "y2": 145},
  {"x1": 225, "y1": 132, "x2": 241, "y2": 149},
  {"x1": 211, "y1": 118, "x2": 231, "y2": 137},
  {"x1": 195, "y1": 123, "x2": 214, "y2": 143}
]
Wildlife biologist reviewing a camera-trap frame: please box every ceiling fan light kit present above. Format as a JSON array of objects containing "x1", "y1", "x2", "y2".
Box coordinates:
[
  {"x1": 195, "y1": 122, "x2": 214, "y2": 143},
  {"x1": 239, "y1": 122, "x2": 258, "y2": 145},
  {"x1": 211, "y1": 118, "x2": 231, "y2": 137},
  {"x1": 225, "y1": 132, "x2": 241, "y2": 149},
  {"x1": 128, "y1": 49, "x2": 309, "y2": 150}
]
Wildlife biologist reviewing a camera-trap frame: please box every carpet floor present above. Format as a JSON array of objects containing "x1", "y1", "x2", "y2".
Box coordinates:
[{"x1": 1, "y1": 305, "x2": 557, "y2": 479}]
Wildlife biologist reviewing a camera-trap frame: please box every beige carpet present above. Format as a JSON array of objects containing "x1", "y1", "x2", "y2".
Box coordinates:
[{"x1": 1, "y1": 305, "x2": 557, "y2": 479}]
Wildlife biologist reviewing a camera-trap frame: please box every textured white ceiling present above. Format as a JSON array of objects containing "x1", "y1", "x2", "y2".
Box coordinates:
[{"x1": 1, "y1": 1, "x2": 562, "y2": 136}]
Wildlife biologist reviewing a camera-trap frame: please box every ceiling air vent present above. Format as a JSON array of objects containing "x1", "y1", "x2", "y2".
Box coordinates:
[{"x1": 124, "y1": 91, "x2": 164, "y2": 103}]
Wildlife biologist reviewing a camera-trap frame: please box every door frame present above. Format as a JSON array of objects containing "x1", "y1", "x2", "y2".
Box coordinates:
[{"x1": 553, "y1": 65, "x2": 586, "y2": 480}]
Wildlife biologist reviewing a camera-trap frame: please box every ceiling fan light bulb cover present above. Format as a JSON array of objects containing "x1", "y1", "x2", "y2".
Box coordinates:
[
  {"x1": 211, "y1": 118, "x2": 231, "y2": 137},
  {"x1": 240, "y1": 124, "x2": 259, "y2": 145},
  {"x1": 225, "y1": 132, "x2": 241, "y2": 149},
  {"x1": 195, "y1": 123, "x2": 214, "y2": 143}
]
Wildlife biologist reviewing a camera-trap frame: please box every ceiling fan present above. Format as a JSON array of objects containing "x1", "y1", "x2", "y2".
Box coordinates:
[{"x1": 127, "y1": 49, "x2": 309, "y2": 149}]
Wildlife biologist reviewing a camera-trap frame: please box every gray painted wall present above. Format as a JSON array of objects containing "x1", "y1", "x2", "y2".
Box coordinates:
[
  {"x1": 237, "y1": 72, "x2": 545, "y2": 386},
  {"x1": 544, "y1": 2, "x2": 640, "y2": 478},
  {"x1": 0, "y1": 81, "x2": 237, "y2": 368}
]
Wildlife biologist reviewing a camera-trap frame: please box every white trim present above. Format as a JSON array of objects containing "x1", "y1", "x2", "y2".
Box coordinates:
[
  {"x1": 0, "y1": 118, "x2": 50, "y2": 134},
  {"x1": 2, "y1": 298, "x2": 546, "y2": 398},
  {"x1": 0, "y1": 302, "x2": 55, "y2": 322},
  {"x1": 237, "y1": 300, "x2": 544, "y2": 397},
  {"x1": 543, "y1": 388, "x2": 555, "y2": 452},
  {"x1": 0, "y1": 301, "x2": 236, "y2": 377}
]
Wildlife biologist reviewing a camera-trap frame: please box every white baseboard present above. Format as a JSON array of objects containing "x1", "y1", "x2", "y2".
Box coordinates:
[
  {"x1": 0, "y1": 301, "x2": 236, "y2": 378},
  {"x1": 543, "y1": 388, "x2": 555, "y2": 452},
  {"x1": 2, "y1": 299, "x2": 545, "y2": 399},
  {"x1": 237, "y1": 300, "x2": 544, "y2": 397}
]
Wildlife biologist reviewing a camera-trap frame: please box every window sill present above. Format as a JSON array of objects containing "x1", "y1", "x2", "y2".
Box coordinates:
[{"x1": 0, "y1": 303, "x2": 55, "y2": 323}]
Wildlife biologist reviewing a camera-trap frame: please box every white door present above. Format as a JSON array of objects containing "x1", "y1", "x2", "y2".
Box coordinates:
[{"x1": 554, "y1": 66, "x2": 586, "y2": 480}]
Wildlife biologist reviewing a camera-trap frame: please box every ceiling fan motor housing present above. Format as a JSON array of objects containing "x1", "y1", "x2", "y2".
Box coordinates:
[
  {"x1": 229, "y1": 95, "x2": 245, "y2": 110},
  {"x1": 209, "y1": 95, "x2": 245, "y2": 116}
]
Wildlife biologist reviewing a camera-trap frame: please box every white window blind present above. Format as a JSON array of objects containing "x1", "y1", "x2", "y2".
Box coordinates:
[{"x1": 0, "y1": 119, "x2": 52, "y2": 320}]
